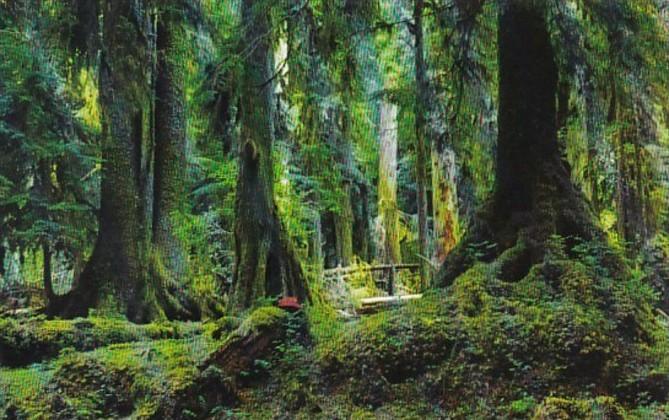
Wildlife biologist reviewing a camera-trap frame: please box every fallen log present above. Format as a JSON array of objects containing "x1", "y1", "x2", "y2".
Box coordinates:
[
  {"x1": 357, "y1": 294, "x2": 423, "y2": 315},
  {"x1": 158, "y1": 306, "x2": 292, "y2": 417},
  {"x1": 202, "y1": 306, "x2": 288, "y2": 380}
]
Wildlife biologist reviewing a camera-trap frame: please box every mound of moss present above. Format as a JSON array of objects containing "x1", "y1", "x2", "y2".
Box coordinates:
[
  {"x1": 312, "y1": 238, "x2": 669, "y2": 416},
  {"x1": 3, "y1": 238, "x2": 668, "y2": 419},
  {"x1": 0, "y1": 332, "x2": 218, "y2": 419},
  {"x1": 0, "y1": 316, "x2": 202, "y2": 366}
]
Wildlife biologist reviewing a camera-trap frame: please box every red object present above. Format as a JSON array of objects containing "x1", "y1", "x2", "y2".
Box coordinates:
[{"x1": 278, "y1": 296, "x2": 301, "y2": 311}]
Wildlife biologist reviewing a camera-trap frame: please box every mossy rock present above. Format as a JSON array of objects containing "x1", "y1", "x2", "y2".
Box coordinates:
[{"x1": 532, "y1": 396, "x2": 626, "y2": 419}]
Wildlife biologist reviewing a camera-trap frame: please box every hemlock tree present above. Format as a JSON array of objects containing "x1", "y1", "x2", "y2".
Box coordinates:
[
  {"x1": 56, "y1": 0, "x2": 198, "y2": 321},
  {"x1": 151, "y1": 0, "x2": 200, "y2": 319},
  {"x1": 232, "y1": 0, "x2": 308, "y2": 309},
  {"x1": 436, "y1": 0, "x2": 596, "y2": 286},
  {"x1": 55, "y1": 0, "x2": 156, "y2": 321}
]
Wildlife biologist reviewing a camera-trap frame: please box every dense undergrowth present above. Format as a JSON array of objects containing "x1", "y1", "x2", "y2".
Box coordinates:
[{"x1": 1, "y1": 239, "x2": 669, "y2": 419}]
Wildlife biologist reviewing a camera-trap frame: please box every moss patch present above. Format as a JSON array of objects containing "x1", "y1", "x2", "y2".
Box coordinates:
[{"x1": 0, "y1": 315, "x2": 202, "y2": 367}]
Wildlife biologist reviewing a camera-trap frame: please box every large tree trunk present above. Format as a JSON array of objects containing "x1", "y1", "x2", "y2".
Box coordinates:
[
  {"x1": 414, "y1": 0, "x2": 430, "y2": 287},
  {"x1": 55, "y1": 0, "x2": 155, "y2": 322},
  {"x1": 378, "y1": 101, "x2": 402, "y2": 265},
  {"x1": 233, "y1": 0, "x2": 309, "y2": 309},
  {"x1": 435, "y1": 1, "x2": 596, "y2": 287},
  {"x1": 151, "y1": 1, "x2": 199, "y2": 319}
]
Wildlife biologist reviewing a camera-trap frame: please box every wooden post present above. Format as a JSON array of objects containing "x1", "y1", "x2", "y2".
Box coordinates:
[{"x1": 388, "y1": 265, "x2": 395, "y2": 296}]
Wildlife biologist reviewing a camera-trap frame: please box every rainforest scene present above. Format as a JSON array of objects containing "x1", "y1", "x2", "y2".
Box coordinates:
[{"x1": 2, "y1": 0, "x2": 669, "y2": 418}]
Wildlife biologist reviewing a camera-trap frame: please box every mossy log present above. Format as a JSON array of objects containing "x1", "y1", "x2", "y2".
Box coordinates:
[{"x1": 202, "y1": 307, "x2": 288, "y2": 382}]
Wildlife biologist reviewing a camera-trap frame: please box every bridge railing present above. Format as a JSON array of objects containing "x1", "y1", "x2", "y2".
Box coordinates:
[{"x1": 323, "y1": 263, "x2": 419, "y2": 295}]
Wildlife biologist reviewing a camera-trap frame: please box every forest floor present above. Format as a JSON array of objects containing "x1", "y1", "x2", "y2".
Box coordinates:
[{"x1": 2, "y1": 245, "x2": 669, "y2": 419}]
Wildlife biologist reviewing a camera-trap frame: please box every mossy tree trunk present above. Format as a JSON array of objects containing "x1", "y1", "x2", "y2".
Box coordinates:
[
  {"x1": 55, "y1": 0, "x2": 156, "y2": 322},
  {"x1": 333, "y1": 185, "x2": 355, "y2": 266},
  {"x1": 43, "y1": 244, "x2": 55, "y2": 304},
  {"x1": 333, "y1": 120, "x2": 356, "y2": 266},
  {"x1": 431, "y1": 138, "x2": 460, "y2": 265},
  {"x1": 613, "y1": 93, "x2": 654, "y2": 248},
  {"x1": 379, "y1": 101, "x2": 402, "y2": 265},
  {"x1": 436, "y1": 0, "x2": 596, "y2": 286},
  {"x1": 352, "y1": 182, "x2": 371, "y2": 261},
  {"x1": 414, "y1": 0, "x2": 430, "y2": 286},
  {"x1": 151, "y1": 1, "x2": 199, "y2": 319},
  {"x1": 232, "y1": 0, "x2": 309, "y2": 309}
]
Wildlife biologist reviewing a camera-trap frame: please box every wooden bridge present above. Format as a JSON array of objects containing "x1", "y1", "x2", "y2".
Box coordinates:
[{"x1": 323, "y1": 263, "x2": 422, "y2": 314}]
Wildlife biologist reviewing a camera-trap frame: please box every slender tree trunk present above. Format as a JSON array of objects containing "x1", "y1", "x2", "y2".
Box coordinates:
[
  {"x1": 233, "y1": 0, "x2": 308, "y2": 309},
  {"x1": 414, "y1": 0, "x2": 430, "y2": 286},
  {"x1": 431, "y1": 138, "x2": 460, "y2": 265},
  {"x1": 615, "y1": 103, "x2": 651, "y2": 247},
  {"x1": 353, "y1": 182, "x2": 371, "y2": 261},
  {"x1": 379, "y1": 101, "x2": 402, "y2": 265},
  {"x1": 332, "y1": 112, "x2": 356, "y2": 267},
  {"x1": 333, "y1": 185, "x2": 354, "y2": 266},
  {"x1": 0, "y1": 244, "x2": 5, "y2": 278},
  {"x1": 43, "y1": 244, "x2": 55, "y2": 304}
]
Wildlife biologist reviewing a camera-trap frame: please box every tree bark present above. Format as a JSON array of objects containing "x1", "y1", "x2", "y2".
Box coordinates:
[
  {"x1": 56, "y1": 0, "x2": 155, "y2": 322},
  {"x1": 43, "y1": 244, "x2": 55, "y2": 304},
  {"x1": 379, "y1": 101, "x2": 402, "y2": 265},
  {"x1": 615, "y1": 102, "x2": 652, "y2": 247},
  {"x1": 233, "y1": 0, "x2": 309, "y2": 309},
  {"x1": 435, "y1": 1, "x2": 596, "y2": 287},
  {"x1": 414, "y1": 0, "x2": 431, "y2": 287},
  {"x1": 152, "y1": 1, "x2": 199, "y2": 319},
  {"x1": 431, "y1": 138, "x2": 460, "y2": 265},
  {"x1": 352, "y1": 182, "x2": 371, "y2": 261}
]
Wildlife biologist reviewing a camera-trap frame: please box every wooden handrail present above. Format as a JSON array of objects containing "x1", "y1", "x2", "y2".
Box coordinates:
[{"x1": 323, "y1": 263, "x2": 419, "y2": 277}]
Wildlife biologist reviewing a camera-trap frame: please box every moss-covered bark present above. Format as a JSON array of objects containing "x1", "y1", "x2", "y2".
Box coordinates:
[
  {"x1": 57, "y1": 0, "x2": 154, "y2": 322},
  {"x1": 333, "y1": 183, "x2": 355, "y2": 267},
  {"x1": 151, "y1": 1, "x2": 200, "y2": 320},
  {"x1": 613, "y1": 96, "x2": 655, "y2": 248},
  {"x1": 232, "y1": 0, "x2": 309, "y2": 309},
  {"x1": 52, "y1": 1, "x2": 163, "y2": 322},
  {"x1": 431, "y1": 141, "x2": 460, "y2": 265},
  {"x1": 379, "y1": 101, "x2": 402, "y2": 265},
  {"x1": 435, "y1": 1, "x2": 596, "y2": 287},
  {"x1": 414, "y1": 0, "x2": 431, "y2": 286}
]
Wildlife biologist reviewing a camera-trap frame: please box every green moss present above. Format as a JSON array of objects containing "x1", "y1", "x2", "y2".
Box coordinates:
[
  {"x1": 0, "y1": 316, "x2": 202, "y2": 367},
  {"x1": 237, "y1": 306, "x2": 287, "y2": 336},
  {"x1": 209, "y1": 316, "x2": 241, "y2": 339},
  {"x1": 532, "y1": 396, "x2": 626, "y2": 419},
  {"x1": 320, "y1": 291, "x2": 455, "y2": 387},
  {"x1": 0, "y1": 325, "x2": 216, "y2": 419}
]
